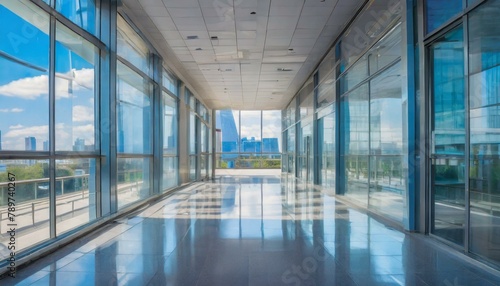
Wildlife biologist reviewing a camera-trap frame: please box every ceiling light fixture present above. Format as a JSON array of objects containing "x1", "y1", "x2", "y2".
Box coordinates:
[
  {"x1": 195, "y1": 48, "x2": 203, "y2": 51},
  {"x1": 277, "y1": 68, "x2": 292, "y2": 72},
  {"x1": 187, "y1": 35, "x2": 199, "y2": 40},
  {"x1": 250, "y1": 11, "x2": 256, "y2": 15},
  {"x1": 210, "y1": 36, "x2": 219, "y2": 40}
]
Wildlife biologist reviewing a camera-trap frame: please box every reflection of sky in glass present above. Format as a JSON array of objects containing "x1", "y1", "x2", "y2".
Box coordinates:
[{"x1": 0, "y1": 2, "x2": 50, "y2": 150}]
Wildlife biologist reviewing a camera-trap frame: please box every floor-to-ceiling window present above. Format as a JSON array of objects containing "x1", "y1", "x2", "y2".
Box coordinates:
[
  {"x1": 116, "y1": 15, "x2": 153, "y2": 209},
  {"x1": 216, "y1": 110, "x2": 281, "y2": 169},
  {"x1": 162, "y1": 70, "x2": 178, "y2": 190},
  {"x1": 0, "y1": 0, "x2": 100, "y2": 251},
  {"x1": 427, "y1": 0, "x2": 500, "y2": 266}
]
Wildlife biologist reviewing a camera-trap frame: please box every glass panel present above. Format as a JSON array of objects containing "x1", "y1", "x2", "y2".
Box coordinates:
[
  {"x1": 340, "y1": 0, "x2": 401, "y2": 71},
  {"x1": 0, "y1": 160, "x2": 50, "y2": 251},
  {"x1": 189, "y1": 111, "x2": 196, "y2": 154},
  {"x1": 342, "y1": 84, "x2": 369, "y2": 206},
  {"x1": 317, "y1": 72, "x2": 335, "y2": 109},
  {"x1": 56, "y1": 158, "x2": 96, "y2": 235},
  {"x1": 0, "y1": 1, "x2": 49, "y2": 151},
  {"x1": 55, "y1": 0, "x2": 96, "y2": 35},
  {"x1": 431, "y1": 158, "x2": 466, "y2": 245},
  {"x1": 240, "y1": 111, "x2": 261, "y2": 148},
  {"x1": 162, "y1": 69, "x2": 178, "y2": 95},
  {"x1": 55, "y1": 22, "x2": 97, "y2": 151},
  {"x1": 216, "y1": 110, "x2": 240, "y2": 153},
  {"x1": 368, "y1": 62, "x2": 404, "y2": 220},
  {"x1": 340, "y1": 58, "x2": 368, "y2": 95},
  {"x1": 262, "y1": 111, "x2": 281, "y2": 153},
  {"x1": 236, "y1": 155, "x2": 262, "y2": 169},
  {"x1": 162, "y1": 157, "x2": 177, "y2": 190},
  {"x1": 117, "y1": 15, "x2": 150, "y2": 75},
  {"x1": 368, "y1": 23, "x2": 402, "y2": 75},
  {"x1": 431, "y1": 27, "x2": 465, "y2": 156},
  {"x1": 201, "y1": 123, "x2": 207, "y2": 153},
  {"x1": 163, "y1": 92, "x2": 177, "y2": 155},
  {"x1": 319, "y1": 112, "x2": 335, "y2": 190},
  {"x1": 430, "y1": 26, "x2": 465, "y2": 246},
  {"x1": 200, "y1": 154, "x2": 207, "y2": 178},
  {"x1": 117, "y1": 158, "x2": 150, "y2": 209},
  {"x1": 425, "y1": 0, "x2": 463, "y2": 34},
  {"x1": 189, "y1": 155, "x2": 197, "y2": 181},
  {"x1": 117, "y1": 62, "x2": 152, "y2": 154},
  {"x1": 468, "y1": 0, "x2": 500, "y2": 263}
]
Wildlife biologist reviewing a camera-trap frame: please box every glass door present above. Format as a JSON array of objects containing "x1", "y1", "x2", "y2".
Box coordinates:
[{"x1": 429, "y1": 25, "x2": 466, "y2": 246}]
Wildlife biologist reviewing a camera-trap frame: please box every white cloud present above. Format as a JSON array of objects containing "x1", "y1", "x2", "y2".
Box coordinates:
[
  {"x1": 9, "y1": 124, "x2": 24, "y2": 129},
  {"x1": 0, "y1": 108, "x2": 24, "y2": 113},
  {"x1": 0, "y1": 68, "x2": 94, "y2": 100},
  {"x1": 73, "y1": 105, "x2": 94, "y2": 122},
  {"x1": 4, "y1": 125, "x2": 48, "y2": 139},
  {"x1": 0, "y1": 75, "x2": 48, "y2": 99}
]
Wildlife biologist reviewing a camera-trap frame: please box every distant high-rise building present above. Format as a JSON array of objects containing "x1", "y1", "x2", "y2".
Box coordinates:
[
  {"x1": 73, "y1": 138, "x2": 86, "y2": 151},
  {"x1": 43, "y1": 140, "x2": 49, "y2": 151},
  {"x1": 262, "y1": 138, "x2": 279, "y2": 153},
  {"x1": 25, "y1": 137, "x2": 36, "y2": 151}
]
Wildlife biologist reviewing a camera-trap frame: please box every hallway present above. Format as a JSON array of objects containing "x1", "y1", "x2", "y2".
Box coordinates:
[{"x1": 5, "y1": 173, "x2": 500, "y2": 286}]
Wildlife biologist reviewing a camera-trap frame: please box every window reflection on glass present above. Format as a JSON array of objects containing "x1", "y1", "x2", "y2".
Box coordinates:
[
  {"x1": 319, "y1": 112, "x2": 335, "y2": 190},
  {"x1": 56, "y1": 158, "x2": 96, "y2": 235},
  {"x1": 162, "y1": 69, "x2": 178, "y2": 96},
  {"x1": 0, "y1": 160, "x2": 50, "y2": 252},
  {"x1": 189, "y1": 112, "x2": 196, "y2": 155},
  {"x1": 468, "y1": 0, "x2": 500, "y2": 263},
  {"x1": 368, "y1": 62, "x2": 404, "y2": 220},
  {"x1": 117, "y1": 62, "x2": 152, "y2": 154},
  {"x1": 117, "y1": 158, "x2": 150, "y2": 209},
  {"x1": 117, "y1": 15, "x2": 150, "y2": 75},
  {"x1": 425, "y1": 0, "x2": 462, "y2": 34},
  {"x1": 55, "y1": 22, "x2": 97, "y2": 151},
  {"x1": 162, "y1": 157, "x2": 177, "y2": 190},
  {"x1": 0, "y1": 1, "x2": 50, "y2": 151},
  {"x1": 342, "y1": 84, "x2": 369, "y2": 206},
  {"x1": 189, "y1": 156, "x2": 197, "y2": 181},
  {"x1": 163, "y1": 92, "x2": 177, "y2": 155},
  {"x1": 431, "y1": 27, "x2": 465, "y2": 156},
  {"x1": 55, "y1": 0, "x2": 96, "y2": 35},
  {"x1": 430, "y1": 26, "x2": 465, "y2": 246}
]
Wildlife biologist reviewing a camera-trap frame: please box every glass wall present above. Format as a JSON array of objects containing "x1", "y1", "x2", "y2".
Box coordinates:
[
  {"x1": 0, "y1": 0, "x2": 100, "y2": 253},
  {"x1": 427, "y1": 0, "x2": 500, "y2": 266},
  {"x1": 216, "y1": 110, "x2": 281, "y2": 169},
  {"x1": 162, "y1": 84, "x2": 178, "y2": 190},
  {"x1": 116, "y1": 15, "x2": 153, "y2": 208}
]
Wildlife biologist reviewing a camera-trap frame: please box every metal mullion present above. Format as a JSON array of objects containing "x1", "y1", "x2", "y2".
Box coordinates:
[
  {"x1": 260, "y1": 110, "x2": 263, "y2": 168},
  {"x1": 463, "y1": 14, "x2": 471, "y2": 253},
  {"x1": 48, "y1": 15, "x2": 57, "y2": 239},
  {"x1": 423, "y1": 18, "x2": 463, "y2": 46}
]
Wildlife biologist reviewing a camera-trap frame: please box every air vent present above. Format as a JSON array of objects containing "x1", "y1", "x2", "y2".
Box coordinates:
[
  {"x1": 210, "y1": 36, "x2": 219, "y2": 40},
  {"x1": 195, "y1": 48, "x2": 203, "y2": 51},
  {"x1": 187, "y1": 35, "x2": 199, "y2": 40},
  {"x1": 277, "y1": 68, "x2": 293, "y2": 72}
]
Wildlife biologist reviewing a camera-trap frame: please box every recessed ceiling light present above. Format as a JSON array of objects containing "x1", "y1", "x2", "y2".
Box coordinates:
[{"x1": 187, "y1": 35, "x2": 198, "y2": 40}]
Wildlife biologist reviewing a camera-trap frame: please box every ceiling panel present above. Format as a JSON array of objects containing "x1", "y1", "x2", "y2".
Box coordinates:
[{"x1": 125, "y1": 0, "x2": 363, "y2": 110}]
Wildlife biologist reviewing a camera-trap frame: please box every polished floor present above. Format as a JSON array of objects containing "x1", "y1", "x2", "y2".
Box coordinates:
[{"x1": 3, "y1": 172, "x2": 500, "y2": 286}]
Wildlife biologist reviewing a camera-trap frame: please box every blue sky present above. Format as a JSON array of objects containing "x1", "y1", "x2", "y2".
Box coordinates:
[{"x1": 0, "y1": 3, "x2": 95, "y2": 151}]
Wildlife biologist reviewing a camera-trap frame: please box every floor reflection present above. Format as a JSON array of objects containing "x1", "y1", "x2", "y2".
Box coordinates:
[{"x1": 3, "y1": 174, "x2": 500, "y2": 285}]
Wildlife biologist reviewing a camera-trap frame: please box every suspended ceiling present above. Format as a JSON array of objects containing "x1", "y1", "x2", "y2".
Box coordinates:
[{"x1": 120, "y1": 0, "x2": 363, "y2": 110}]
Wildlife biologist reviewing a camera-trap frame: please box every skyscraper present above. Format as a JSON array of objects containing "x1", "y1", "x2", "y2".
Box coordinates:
[
  {"x1": 43, "y1": 140, "x2": 49, "y2": 151},
  {"x1": 25, "y1": 137, "x2": 36, "y2": 151}
]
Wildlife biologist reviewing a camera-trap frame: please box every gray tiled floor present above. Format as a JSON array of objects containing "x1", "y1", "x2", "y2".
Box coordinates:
[{"x1": 2, "y1": 174, "x2": 500, "y2": 285}]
